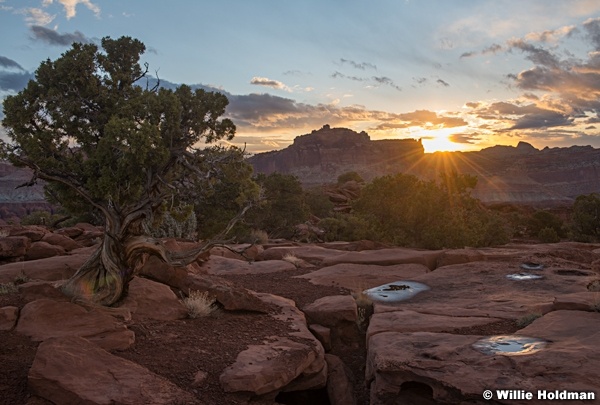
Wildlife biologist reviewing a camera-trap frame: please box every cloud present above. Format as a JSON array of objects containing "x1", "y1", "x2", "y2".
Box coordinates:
[
  {"x1": 0, "y1": 56, "x2": 24, "y2": 71},
  {"x1": 331, "y1": 71, "x2": 366, "y2": 82},
  {"x1": 339, "y1": 58, "x2": 377, "y2": 70},
  {"x1": 17, "y1": 7, "x2": 56, "y2": 26},
  {"x1": 250, "y1": 77, "x2": 291, "y2": 91},
  {"x1": 449, "y1": 133, "x2": 481, "y2": 144},
  {"x1": 437, "y1": 79, "x2": 450, "y2": 87},
  {"x1": 0, "y1": 71, "x2": 33, "y2": 92},
  {"x1": 52, "y1": 0, "x2": 100, "y2": 19},
  {"x1": 507, "y1": 39, "x2": 561, "y2": 68},
  {"x1": 524, "y1": 25, "x2": 577, "y2": 43},
  {"x1": 373, "y1": 110, "x2": 467, "y2": 130},
  {"x1": 372, "y1": 76, "x2": 402, "y2": 92},
  {"x1": 460, "y1": 43, "x2": 503, "y2": 58},
  {"x1": 30, "y1": 25, "x2": 91, "y2": 46},
  {"x1": 583, "y1": 17, "x2": 600, "y2": 49}
]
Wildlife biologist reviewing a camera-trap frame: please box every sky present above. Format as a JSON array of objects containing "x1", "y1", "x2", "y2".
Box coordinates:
[{"x1": 1, "y1": 0, "x2": 600, "y2": 154}]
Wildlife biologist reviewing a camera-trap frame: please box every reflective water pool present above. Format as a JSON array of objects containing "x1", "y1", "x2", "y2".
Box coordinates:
[
  {"x1": 473, "y1": 335, "x2": 548, "y2": 356},
  {"x1": 363, "y1": 281, "x2": 430, "y2": 303}
]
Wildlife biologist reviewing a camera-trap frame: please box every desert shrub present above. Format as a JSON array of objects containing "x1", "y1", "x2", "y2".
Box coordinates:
[
  {"x1": 145, "y1": 205, "x2": 197, "y2": 239},
  {"x1": 337, "y1": 171, "x2": 364, "y2": 185},
  {"x1": 181, "y1": 290, "x2": 217, "y2": 318},
  {"x1": 247, "y1": 173, "x2": 309, "y2": 238},
  {"x1": 319, "y1": 213, "x2": 375, "y2": 242},
  {"x1": 304, "y1": 186, "x2": 334, "y2": 218},
  {"x1": 21, "y1": 211, "x2": 57, "y2": 226},
  {"x1": 528, "y1": 210, "x2": 565, "y2": 238},
  {"x1": 538, "y1": 227, "x2": 560, "y2": 243},
  {"x1": 353, "y1": 172, "x2": 508, "y2": 249},
  {"x1": 516, "y1": 313, "x2": 542, "y2": 328},
  {"x1": 572, "y1": 193, "x2": 600, "y2": 241},
  {"x1": 0, "y1": 283, "x2": 18, "y2": 295}
]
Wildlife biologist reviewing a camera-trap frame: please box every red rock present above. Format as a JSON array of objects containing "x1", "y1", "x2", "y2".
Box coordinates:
[
  {"x1": 29, "y1": 336, "x2": 196, "y2": 404},
  {"x1": 321, "y1": 247, "x2": 442, "y2": 269},
  {"x1": 303, "y1": 295, "x2": 360, "y2": 349},
  {"x1": 256, "y1": 245, "x2": 343, "y2": 264},
  {"x1": 203, "y1": 255, "x2": 296, "y2": 275},
  {"x1": 121, "y1": 277, "x2": 187, "y2": 321},
  {"x1": 366, "y1": 309, "x2": 502, "y2": 344},
  {"x1": 53, "y1": 226, "x2": 84, "y2": 239},
  {"x1": 0, "y1": 253, "x2": 88, "y2": 283},
  {"x1": 41, "y1": 233, "x2": 83, "y2": 251},
  {"x1": 220, "y1": 337, "x2": 321, "y2": 395},
  {"x1": 0, "y1": 306, "x2": 18, "y2": 330},
  {"x1": 325, "y1": 354, "x2": 356, "y2": 405},
  {"x1": 16, "y1": 299, "x2": 134, "y2": 350},
  {"x1": 19, "y1": 281, "x2": 70, "y2": 302},
  {"x1": 0, "y1": 236, "x2": 30, "y2": 258},
  {"x1": 210, "y1": 244, "x2": 264, "y2": 260},
  {"x1": 296, "y1": 262, "x2": 429, "y2": 290},
  {"x1": 9, "y1": 226, "x2": 48, "y2": 242},
  {"x1": 25, "y1": 241, "x2": 66, "y2": 260},
  {"x1": 309, "y1": 324, "x2": 332, "y2": 351},
  {"x1": 436, "y1": 248, "x2": 485, "y2": 267}
]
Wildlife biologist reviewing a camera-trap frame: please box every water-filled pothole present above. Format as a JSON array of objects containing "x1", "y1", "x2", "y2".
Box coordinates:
[
  {"x1": 363, "y1": 281, "x2": 429, "y2": 303},
  {"x1": 521, "y1": 262, "x2": 544, "y2": 271},
  {"x1": 473, "y1": 335, "x2": 548, "y2": 356},
  {"x1": 555, "y1": 269, "x2": 594, "y2": 277},
  {"x1": 506, "y1": 273, "x2": 544, "y2": 281}
]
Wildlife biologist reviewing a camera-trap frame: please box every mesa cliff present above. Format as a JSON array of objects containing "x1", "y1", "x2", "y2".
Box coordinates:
[{"x1": 248, "y1": 125, "x2": 600, "y2": 206}]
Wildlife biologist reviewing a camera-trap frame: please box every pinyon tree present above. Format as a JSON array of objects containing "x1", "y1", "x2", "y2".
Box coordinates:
[{"x1": 1, "y1": 37, "x2": 251, "y2": 306}]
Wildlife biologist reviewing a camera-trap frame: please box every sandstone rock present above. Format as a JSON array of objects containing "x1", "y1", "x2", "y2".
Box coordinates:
[
  {"x1": 191, "y1": 370, "x2": 209, "y2": 388},
  {"x1": 309, "y1": 324, "x2": 332, "y2": 351},
  {"x1": 374, "y1": 261, "x2": 592, "y2": 319},
  {"x1": 296, "y1": 262, "x2": 429, "y2": 290},
  {"x1": 53, "y1": 226, "x2": 84, "y2": 239},
  {"x1": 0, "y1": 236, "x2": 30, "y2": 258},
  {"x1": 185, "y1": 274, "x2": 270, "y2": 313},
  {"x1": 9, "y1": 226, "x2": 47, "y2": 242},
  {"x1": 220, "y1": 336, "x2": 322, "y2": 395},
  {"x1": 553, "y1": 292, "x2": 600, "y2": 311},
  {"x1": 436, "y1": 248, "x2": 485, "y2": 267},
  {"x1": 25, "y1": 241, "x2": 66, "y2": 261},
  {"x1": 0, "y1": 306, "x2": 18, "y2": 330},
  {"x1": 210, "y1": 244, "x2": 264, "y2": 260},
  {"x1": 121, "y1": 277, "x2": 187, "y2": 321},
  {"x1": 18, "y1": 281, "x2": 70, "y2": 302},
  {"x1": 321, "y1": 247, "x2": 442, "y2": 269},
  {"x1": 366, "y1": 309, "x2": 503, "y2": 343},
  {"x1": 29, "y1": 336, "x2": 196, "y2": 404},
  {"x1": 203, "y1": 255, "x2": 296, "y2": 275},
  {"x1": 303, "y1": 295, "x2": 359, "y2": 348},
  {"x1": 366, "y1": 311, "x2": 600, "y2": 404},
  {"x1": 325, "y1": 354, "x2": 356, "y2": 405},
  {"x1": 256, "y1": 245, "x2": 344, "y2": 264},
  {"x1": 16, "y1": 299, "x2": 134, "y2": 350},
  {"x1": 0, "y1": 253, "x2": 87, "y2": 284},
  {"x1": 41, "y1": 233, "x2": 83, "y2": 251}
]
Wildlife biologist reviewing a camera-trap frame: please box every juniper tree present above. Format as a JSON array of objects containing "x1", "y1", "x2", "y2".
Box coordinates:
[{"x1": 1, "y1": 36, "x2": 251, "y2": 306}]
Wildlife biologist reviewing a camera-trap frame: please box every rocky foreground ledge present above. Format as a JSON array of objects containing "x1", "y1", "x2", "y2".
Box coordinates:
[{"x1": 1, "y1": 225, "x2": 600, "y2": 404}]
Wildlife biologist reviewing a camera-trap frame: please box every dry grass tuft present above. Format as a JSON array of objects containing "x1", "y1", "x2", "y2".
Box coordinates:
[
  {"x1": 516, "y1": 313, "x2": 542, "y2": 328},
  {"x1": 282, "y1": 253, "x2": 304, "y2": 267},
  {"x1": 0, "y1": 283, "x2": 18, "y2": 295},
  {"x1": 181, "y1": 290, "x2": 218, "y2": 318}
]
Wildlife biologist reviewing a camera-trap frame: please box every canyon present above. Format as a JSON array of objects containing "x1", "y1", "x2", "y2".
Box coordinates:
[{"x1": 249, "y1": 125, "x2": 600, "y2": 206}]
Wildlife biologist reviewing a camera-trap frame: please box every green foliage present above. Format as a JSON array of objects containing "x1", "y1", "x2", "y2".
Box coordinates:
[
  {"x1": 319, "y1": 213, "x2": 375, "y2": 242},
  {"x1": 528, "y1": 210, "x2": 565, "y2": 238},
  {"x1": 1, "y1": 36, "x2": 239, "y2": 238},
  {"x1": 572, "y1": 193, "x2": 600, "y2": 241},
  {"x1": 145, "y1": 204, "x2": 197, "y2": 239},
  {"x1": 337, "y1": 171, "x2": 364, "y2": 185},
  {"x1": 20, "y1": 211, "x2": 58, "y2": 226},
  {"x1": 247, "y1": 173, "x2": 309, "y2": 238},
  {"x1": 538, "y1": 227, "x2": 560, "y2": 243},
  {"x1": 352, "y1": 173, "x2": 508, "y2": 249},
  {"x1": 304, "y1": 186, "x2": 335, "y2": 219}
]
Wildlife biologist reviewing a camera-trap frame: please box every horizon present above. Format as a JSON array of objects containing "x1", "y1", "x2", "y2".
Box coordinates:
[{"x1": 1, "y1": 1, "x2": 600, "y2": 154}]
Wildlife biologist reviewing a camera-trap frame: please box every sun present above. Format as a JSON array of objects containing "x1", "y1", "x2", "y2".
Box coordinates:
[{"x1": 418, "y1": 128, "x2": 467, "y2": 153}]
